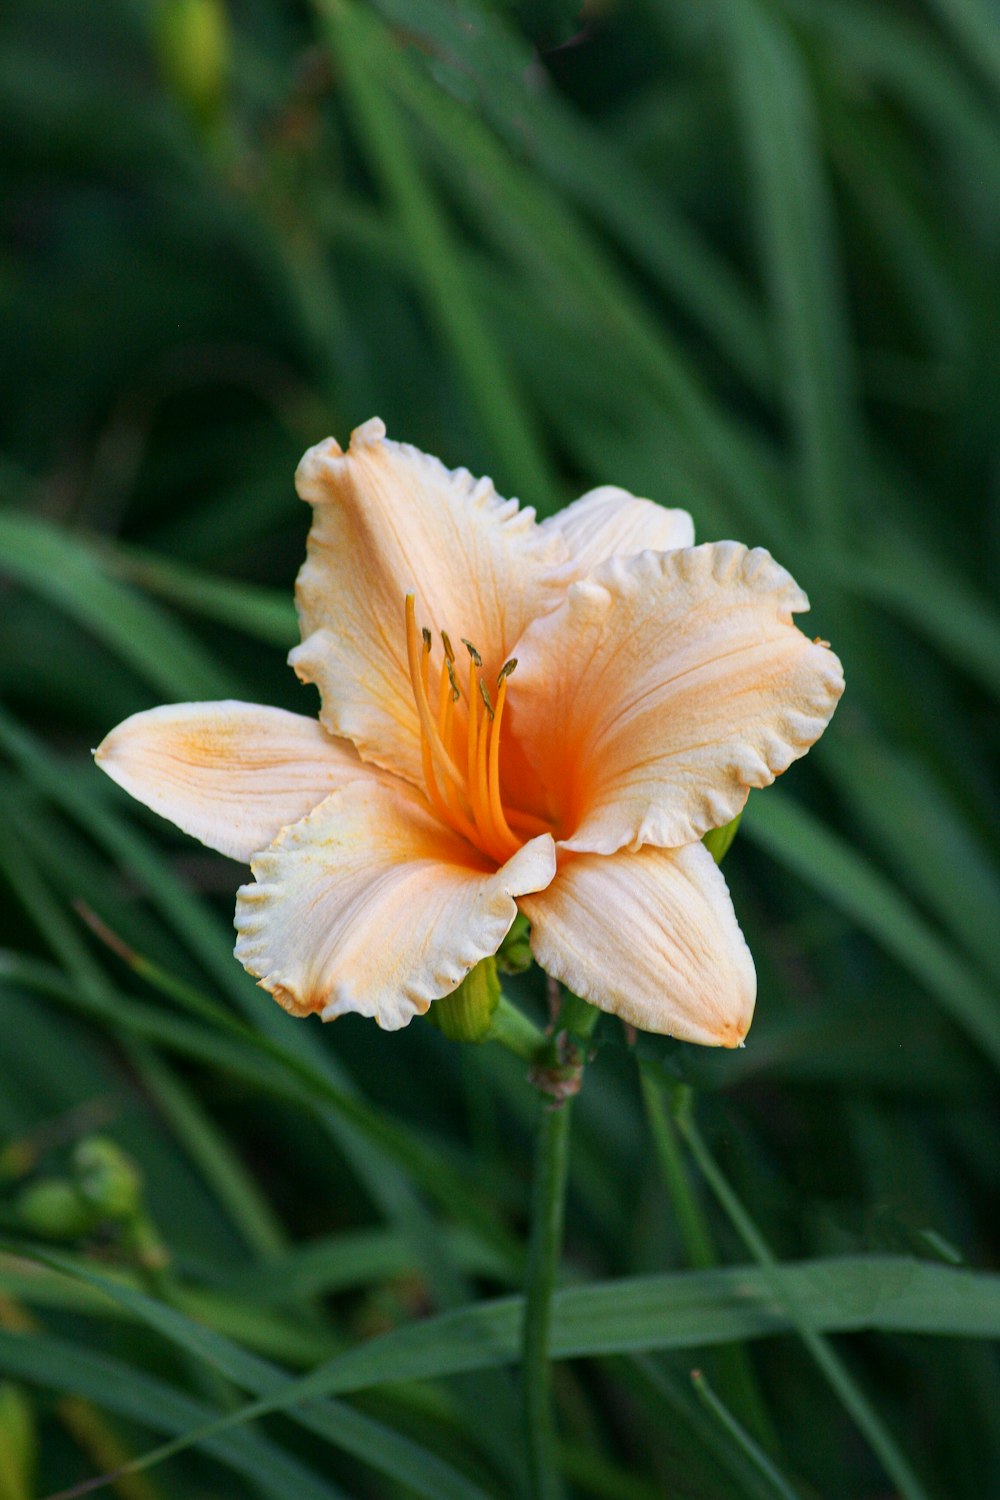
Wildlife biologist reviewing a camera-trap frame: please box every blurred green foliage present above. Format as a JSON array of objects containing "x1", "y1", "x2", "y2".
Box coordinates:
[{"x1": 1, "y1": 0, "x2": 999, "y2": 1494}]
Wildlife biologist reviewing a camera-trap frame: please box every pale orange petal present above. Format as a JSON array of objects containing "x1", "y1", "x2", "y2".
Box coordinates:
[
  {"x1": 541, "y1": 484, "x2": 694, "y2": 573},
  {"x1": 290, "y1": 418, "x2": 568, "y2": 786},
  {"x1": 233, "y1": 783, "x2": 556, "y2": 1030},
  {"x1": 520, "y1": 843, "x2": 755, "y2": 1046},
  {"x1": 95, "y1": 701, "x2": 388, "y2": 862},
  {"x1": 511, "y1": 544, "x2": 844, "y2": 854}
]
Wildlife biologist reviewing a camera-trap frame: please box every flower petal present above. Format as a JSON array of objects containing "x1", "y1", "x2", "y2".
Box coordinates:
[
  {"x1": 95, "y1": 701, "x2": 388, "y2": 862},
  {"x1": 512, "y1": 543, "x2": 844, "y2": 854},
  {"x1": 290, "y1": 418, "x2": 568, "y2": 786},
  {"x1": 541, "y1": 485, "x2": 694, "y2": 573},
  {"x1": 233, "y1": 783, "x2": 556, "y2": 1030},
  {"x1": 520, "y1": 842, "x2": 755, "y2": 1046}
]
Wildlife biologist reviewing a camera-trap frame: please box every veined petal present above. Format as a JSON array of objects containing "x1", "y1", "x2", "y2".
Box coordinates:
[
  {"x1": 234, "y1": 783, "x2": 556, "y2": 1031},
  {"x1": 512, "y1": 543, "x2": 844, "y2": 854},
  {"x1": 541, "y1": 484, "x2": 694, "y2": 573},
  {"x1": 290, "y1": 418, "x2": 568, "y2": 786},
  {"x1": 520, "y1": 842, "x2": 755, "y2": 1047},
  {"x1": 95, "y1": 701, "x2": 388, "y2": 862}
]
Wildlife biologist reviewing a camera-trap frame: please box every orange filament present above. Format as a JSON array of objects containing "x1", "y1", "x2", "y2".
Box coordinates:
[
  {"x1": 405, "y1": 594, "x2": 523, "y2": 863},
  {"x1": 488, "y1": 673, "x2": 520, "y2": 851}
]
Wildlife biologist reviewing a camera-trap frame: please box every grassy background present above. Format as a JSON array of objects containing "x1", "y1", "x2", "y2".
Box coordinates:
[{"x1": 1, "y1": 0, "x2": 999, "y2": 1495}]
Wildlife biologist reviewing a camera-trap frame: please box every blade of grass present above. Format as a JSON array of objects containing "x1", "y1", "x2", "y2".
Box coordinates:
[
  {"x1": 336, "y1": 0, "x2": 792, "y2": 544},
  {"x1": 690, "y1": 1368, "x2": 804, "y2": 1500},
  {"x1": 823, "y1": 531, "x2": 1000, "y2": 701},
  {"x1": 743, "y1": 791, "x2": 1000, "y2": 1071},
  {"x1": 672, "y1": 1093, "x2": 932, "y2": 1500},
  {"x1": 9, "y1": 1241, "x2": 998, "y2": 1487},
  {"x1": 322, "y1": 0, "x2": 554, "y2": 504},
  {"x1": 0, "y1": 511, "x2": 239, "y2": 701},
  {"x1": 717, "y1": 0, "x2": 863, "y2": 537},
  {"x1": 95, "y1": 538, "x2": 297, "y2": 648},
  {"x1": 0, "y1": 1331, "x2": 348, "y2": 1500},
  {"x1": 370, "y1": 0, "x2": 775, "y2": 394},
  {"x1": 7, "y1": 1248, "x2": 501, "y2": 1500}
]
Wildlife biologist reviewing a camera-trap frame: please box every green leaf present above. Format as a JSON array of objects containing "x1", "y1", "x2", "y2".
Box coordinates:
[{"x1": 0, "y1": 510, "x2": 238, "y2": 700}]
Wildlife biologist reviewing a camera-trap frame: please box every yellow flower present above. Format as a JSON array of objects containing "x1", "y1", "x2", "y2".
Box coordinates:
[{"x1": 96, "y1": 419, "x2": 843, "y2": 1045}]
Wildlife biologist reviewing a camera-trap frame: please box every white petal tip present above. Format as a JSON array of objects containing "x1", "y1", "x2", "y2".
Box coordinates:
[{"x1": 350, "y1": 416, "x2": 386, "y2": 448}]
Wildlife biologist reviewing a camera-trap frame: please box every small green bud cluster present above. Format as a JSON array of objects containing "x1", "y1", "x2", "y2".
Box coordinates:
[{"x1": 15, "y1": 1136, "x2": 143, "y2": 1240}]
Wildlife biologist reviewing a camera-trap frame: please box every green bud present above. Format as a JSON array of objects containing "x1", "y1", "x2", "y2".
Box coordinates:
[
  {"x1": 154, "y1": 0, "x2": 229, "y2": 127},
  {"x1": 72, "y1": 1137, "x2": 143, "y2": 1222},
  {"x1": 0, "y1": 1383, "x2": 36, "y2": 1500},
  {"x1": 429, "y1": 956, "x2": 501, "y2": 1043},
  {"x1": 496, "y1": 912, "x2": 533, "y2": 974},
  {"x1": 15, "y1": 1179, "x2": 93, "y2": 1241},
  {"x1": 702, "y1": 810, "x2": 743, "y2": 865}
]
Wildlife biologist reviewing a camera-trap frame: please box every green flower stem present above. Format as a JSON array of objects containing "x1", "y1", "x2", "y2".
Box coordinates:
[
  {"x1": 522, "y1": 1092, "x2": 573, "y2": 1500},
  {"x1": 484, "y1": 995, "x2": 547, "y2": 1061}
]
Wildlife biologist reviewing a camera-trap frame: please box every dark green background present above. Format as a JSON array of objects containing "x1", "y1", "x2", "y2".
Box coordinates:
[{"x1": 1, "y1": 1, "x2": 998, "y2": 1495}]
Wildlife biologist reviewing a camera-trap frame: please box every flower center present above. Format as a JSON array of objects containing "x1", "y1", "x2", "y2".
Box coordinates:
[{"x1": 405, "y1": 594, "x2": 542, "y2": 864}]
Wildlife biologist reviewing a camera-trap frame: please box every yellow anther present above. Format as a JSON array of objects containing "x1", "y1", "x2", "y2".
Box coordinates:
[{"x1": 441, "y1": 631, "x2": 455, "y2": 662}]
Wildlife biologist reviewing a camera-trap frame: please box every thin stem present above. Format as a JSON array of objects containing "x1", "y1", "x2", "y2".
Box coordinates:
[
  {"x1": 483, "y1": 995, "x2": 547, "y2": 1060},
  {"x1": 522, "y1": 1094, "x2": 572, "y2": 1500},
  {"x1": 640, "y1": 1064, "x2": 775, "y2": 1450},
  {"x1": 639, "y1": 1064, "x2": 715, "y2": 1268},
  {"x1": 676, "y1": 1095, "x2": 932, "y2": 1500},
  {"x1": 691, "y1": 1370, "x2": 804, "y2": 1500}
]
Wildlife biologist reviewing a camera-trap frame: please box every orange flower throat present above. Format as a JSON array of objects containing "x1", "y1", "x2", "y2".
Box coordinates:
[{"x1": 405, "y1": 594, "x2": 546, "y2": 864}]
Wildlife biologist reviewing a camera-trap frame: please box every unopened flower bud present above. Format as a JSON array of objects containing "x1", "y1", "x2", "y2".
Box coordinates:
[
  {"x1": 154, "y1": 0, "x2": 229, "y2": 128},
  {"x1": 72, "y1": 1137, "x2": 143, "y2": 1222},
  {"x1": 15, "y1": 1179, "x2": 93, "y2": 1240},
  {"x1": 430, "y1": 956, "x2": 501, "y2": 1042},
  {"x1": 702, "y1": 811, "x2": 743, "y2": 865},
  {"x1": 497, "y1": 912, "x2": 533, "y2": 974}
]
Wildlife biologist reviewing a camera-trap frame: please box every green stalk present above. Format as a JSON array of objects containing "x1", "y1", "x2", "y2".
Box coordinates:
[
  {"x1": 522, "y1": 1095, "x2": 573, "y2": 1500},
  {"x1": 485, "y1": 996, "x2": 547, "y2": 1061}
]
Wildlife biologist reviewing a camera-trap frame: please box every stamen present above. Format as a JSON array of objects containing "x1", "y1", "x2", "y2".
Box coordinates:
[
  {"x1": 404, "y1": 595, "x2": 467, "y2": 799},
  {"x1": 437, "y1": 656, "x2": 458, "y2": 818},
  {"x1": 466, "y1": 654, "x2": 480, "y2": 810},
  {"x1": 436, "y1": 658, "x2": 451, "y2": 736},
  {"x1": 487, "y1": 672, "x2": 520, "y2": 854},
  {"x1": 461, "y1": 658, "x2": 506, "y2": 860},
  {"x1": 404, "y1": 596, "x2": 522, "y2": 864}
]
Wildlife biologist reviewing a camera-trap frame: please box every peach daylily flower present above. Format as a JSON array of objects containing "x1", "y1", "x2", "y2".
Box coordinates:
[{"x1": 95, "y1": 418, "x2": 843, "y2": 1045}]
